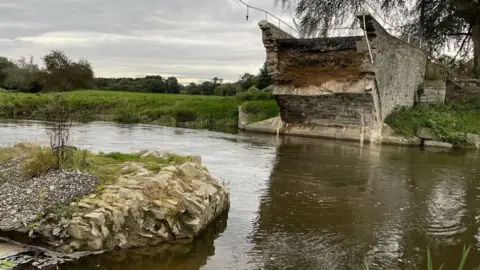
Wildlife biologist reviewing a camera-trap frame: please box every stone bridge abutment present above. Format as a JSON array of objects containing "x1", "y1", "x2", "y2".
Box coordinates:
[{"x1": 250, "y1": 12, "x2": 426, "y2": 143}]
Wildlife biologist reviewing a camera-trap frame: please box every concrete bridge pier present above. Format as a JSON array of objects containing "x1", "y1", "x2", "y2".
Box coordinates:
[{"x1": 246, "y1": 12, "x2": 426, "y2": 143}]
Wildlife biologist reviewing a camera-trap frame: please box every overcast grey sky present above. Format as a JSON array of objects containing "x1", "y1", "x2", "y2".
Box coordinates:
[{"x1": 0, "y1": 0, "x2": 295, "y2": 83}]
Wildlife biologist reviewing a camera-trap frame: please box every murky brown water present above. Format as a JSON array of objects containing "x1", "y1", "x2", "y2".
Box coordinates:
[{"x1": 1, "y1": 120, "x2": 480, "y2": 270}]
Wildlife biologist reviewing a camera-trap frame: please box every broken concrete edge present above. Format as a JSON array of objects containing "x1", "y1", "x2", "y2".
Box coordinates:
[
  {"x1": 244, "y1": 117, "x2": 478, "y2": 149},
  {"x1": 258, "y1": 20, "x2": 296, "y2": 40}
]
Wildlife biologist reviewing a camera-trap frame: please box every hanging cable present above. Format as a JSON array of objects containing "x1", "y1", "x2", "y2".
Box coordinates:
[{"x1": 246, "y1": 6, "x2": 249, "y2": 21}]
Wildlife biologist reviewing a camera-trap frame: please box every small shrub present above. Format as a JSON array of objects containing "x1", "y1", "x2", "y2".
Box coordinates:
[
  {"x1": 113, "y1": 103, "x2": 140, "y2": 124},
  {"x1": 21, "y1": 148, "x2": 56, "y2": 179}
]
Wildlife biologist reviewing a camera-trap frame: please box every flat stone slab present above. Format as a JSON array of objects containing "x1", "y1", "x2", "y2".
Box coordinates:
[
  {"x1": 424, "y1": 140, "x2": 453, "y2": 148},
  {"x1": 382, "y1": 136, "x2": 421, "y2": 146},
  {"x1": 245, "y1": 117, "x2": 282, "y2": 134}
]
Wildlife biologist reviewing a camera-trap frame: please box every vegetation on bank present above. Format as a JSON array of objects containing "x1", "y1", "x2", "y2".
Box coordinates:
[
  {"x1": 386, "y1": 96, "x2": 480, "y2": 146},
  {"x1": 0, "y1": 90, "x2": 278, "y2": 129},
  {"x1": 0, "y1": 143, "x2": 194, "y2": 186}
]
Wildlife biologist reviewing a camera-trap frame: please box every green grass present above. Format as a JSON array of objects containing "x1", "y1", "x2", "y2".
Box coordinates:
[
  {"x1": 0, "y1": 90, "x2": 278, "y2": 129},
  {"x1": 0, "y1": 143, "x2": 194, "y2": 185},
  {"x1": 242, "y1": 100, "x2": 279, "y2": 124},
  {"x1": 385, "y1": 99, "x2": 480, "y2": 146}
]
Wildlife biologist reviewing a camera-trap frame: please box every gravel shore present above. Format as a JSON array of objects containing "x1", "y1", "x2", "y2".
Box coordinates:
[{"x1": 0, "y1": 159, "x2": 97, "y2": 232}]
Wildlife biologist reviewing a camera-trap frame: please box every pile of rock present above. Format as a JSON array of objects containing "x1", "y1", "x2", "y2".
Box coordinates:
[
  {"x1": 62, "y1": 157, "x2": 229, "y2": 252},
  {"x1": 0, "y1": 165, "x2": 97, "y2": 232},
  {"x1": 0, "y1": 151, "x2": 229, "y2": 257}
]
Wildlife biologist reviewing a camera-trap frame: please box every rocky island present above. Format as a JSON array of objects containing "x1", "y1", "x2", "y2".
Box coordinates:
[{"x1": 0, "y1": 143, "x2": 229, "y2": 269}]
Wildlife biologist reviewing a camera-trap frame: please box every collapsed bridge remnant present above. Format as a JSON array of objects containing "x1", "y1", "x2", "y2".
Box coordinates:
[{"x1": 248, "y1": 12, "x2": 426, "y2": 143}]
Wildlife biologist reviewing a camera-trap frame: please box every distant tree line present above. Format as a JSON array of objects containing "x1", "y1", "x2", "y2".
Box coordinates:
[
  {"x1": 93, "y1": 62, "x2": 272, "y2": 96},
  {"x1": 93, "y1": 76, "x2": 182, "y2": 94},
  {"x1": 0, "y1": 50, "x2": 94, "y2": 93},
  {"x1": 0, "y1": 50, "x2": 272, "y2": 96}
]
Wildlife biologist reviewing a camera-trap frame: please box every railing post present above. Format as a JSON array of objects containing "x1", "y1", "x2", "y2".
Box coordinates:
[{"x1": 363, "y1": 14, "x2": 374, "y2": 64}]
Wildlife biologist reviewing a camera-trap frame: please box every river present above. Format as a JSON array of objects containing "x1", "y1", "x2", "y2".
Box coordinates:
[{"x1": 1, "y1": 120, "x2": 480, "y2": 270}]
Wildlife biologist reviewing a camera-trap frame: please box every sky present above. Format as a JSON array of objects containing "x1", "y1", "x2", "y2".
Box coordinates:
[{"x1": 0, "y1": 0, "x2": 295, "y2": 84}]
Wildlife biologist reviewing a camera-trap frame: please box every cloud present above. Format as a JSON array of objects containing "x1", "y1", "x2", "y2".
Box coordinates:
[{"x1": 0, "y1": 0, "x2": 295, "y2": 82}]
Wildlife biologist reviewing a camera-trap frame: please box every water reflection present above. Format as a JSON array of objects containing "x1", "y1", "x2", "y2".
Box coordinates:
[{"x1": 249, "y1": 136, "x2": 480, "y2": 270}]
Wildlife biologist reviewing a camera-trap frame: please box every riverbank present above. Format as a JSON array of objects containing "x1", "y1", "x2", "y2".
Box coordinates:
[
  {"x1": 0, "y1": 90, "x2": 278, "y2": 129},
  {"x1": 385, "y1": 96, "x2": 480, "y2": 146},
  {"x1": 0, "y1": 143, "x2": 229, "y2": 268}
]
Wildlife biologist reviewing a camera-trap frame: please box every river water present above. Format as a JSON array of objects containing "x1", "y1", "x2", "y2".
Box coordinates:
[{"x1": 1, "y1": 120, "x2": 480, "y2": 270}]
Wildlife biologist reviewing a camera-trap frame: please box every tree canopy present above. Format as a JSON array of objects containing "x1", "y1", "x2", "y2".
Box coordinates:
[{"x1": 275, "y1": 0, "x2": 480, "y2": 78}]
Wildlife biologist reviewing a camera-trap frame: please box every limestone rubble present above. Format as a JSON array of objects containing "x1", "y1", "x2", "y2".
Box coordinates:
[{"x1": 0, "y1": 152, "x2": 229, "y2": 254}]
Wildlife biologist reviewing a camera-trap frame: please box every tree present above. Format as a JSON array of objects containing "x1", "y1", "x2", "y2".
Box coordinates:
[
  {"x1": 239, "y1": 73, "x2": 256, "y2": 91},
  {"x1": 165, "y1": 77, "x2": 180, "y2": 94},
  {"x1": 200, "y1": 81, "x2": 215, "y2": 95},
  {"x1": 0, "y1": 57, "x2": 15, "y2": 86},
  {"x1": 185, "y1": 82, "x2": 202, "y2": 95},
  {"x1": 2, "y1": 56, "x2": 42, "y2": 93},
  {"x1": 256, "y1": 62, "x2": 272, "y2": 90},
  {"x1": 144, "y1": 76, "x2": 165, "y2": 93},
  {"x1": 275, "y1": 0, "x2": 480, "y2": 78},
  {"x1": 43, "y1": 50, "x2": 94, "y2": 91},
  {"x1": 214, "y1": 83, "x2": 239, "y2": 96},
  {"x1": 211, "y1": 77, "x2": 223, "y2": 89}
]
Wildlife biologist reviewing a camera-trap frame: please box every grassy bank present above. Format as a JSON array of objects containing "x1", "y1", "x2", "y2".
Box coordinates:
[
  {"x1": 0, "y1": 90, "x2": 278, "y2": 129},
  {"x1": 386, "y1": 97, "x2": 480, "y2": 146}
]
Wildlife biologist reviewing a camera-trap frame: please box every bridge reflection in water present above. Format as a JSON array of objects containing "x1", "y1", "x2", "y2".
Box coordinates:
[{"x1": 248, "y1": 136, "x2": 480, "y2": 270}]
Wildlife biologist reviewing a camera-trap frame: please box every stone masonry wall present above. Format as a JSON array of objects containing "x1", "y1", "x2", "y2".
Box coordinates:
[
  {"x1": 257, "y1": 13, "x2": 426, "y2": 142},
  {"x1": 358, "y1": 12, "x2": 427, "y2": 120},
  {"x1": 418, "y1": 80, "x2": 446, "y2": 104}
]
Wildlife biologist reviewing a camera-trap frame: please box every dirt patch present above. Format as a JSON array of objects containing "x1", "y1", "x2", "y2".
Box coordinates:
[{"x1": 278, "y1": 50, "x2": 366, "y2": 88}]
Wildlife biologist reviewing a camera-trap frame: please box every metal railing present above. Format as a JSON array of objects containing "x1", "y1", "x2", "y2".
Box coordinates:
[
  {"x1": 236, "y1": 0, "x2": 299, "y2": 35},
  {"x1": 234, "y1": 0, "x2": 423, "y2": 48}
]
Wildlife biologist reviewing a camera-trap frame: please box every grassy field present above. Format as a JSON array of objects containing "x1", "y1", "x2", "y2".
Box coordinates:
[
  {"x1": 386, "y1": 97, "x2": 480, "y2": 146},
  {"x1": 0, "y1": 90, "x2": 278, "y2": 129}
]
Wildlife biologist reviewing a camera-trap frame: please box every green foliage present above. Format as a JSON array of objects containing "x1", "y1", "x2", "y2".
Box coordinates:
[
  {"x1": 113, "y1": 102, "x2": 141, "y2": 124},
  {"x1": 174, "y1": 108, "x2": 197, "y2": 123},
  {"x1": 385, "y1": 99, "x2": 480, "y2": 146},
  {"x1": 214, "y1": 83, "x2": 239, "y2": 96},
  {"x1": 239, "y1": 73, "x2": 256, "y2": 91},
  {"x1": 42, "y1": 50, "x2": 94, "y2": 91},
  {"x1": 256, "y1": 62, "x2": 272, "y2": 90},
  {"x1": 102, "y1": 152, "x2": 142, "y2": 162},
  {"x1": 0, "y1": 50, "x2": 94, "y2": 93},
  {"x1": 0, "y1": 90, "x2": 279, "y2": 128},
  {"x1": 242, "y1": 100, "x2": 279, "y2": 123},
  {"x1": 0, "y1": 260, "x2": 16, "y2": 269},
  {"x1": 236, "y1": 89, "x2": 274, "y2": 102},
  {"x1": 21, "y1": 147, "x2": 56, "y2": 179},
  {"x1": 2, "y1": 56, "x2": 42, "y2": 93}
]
